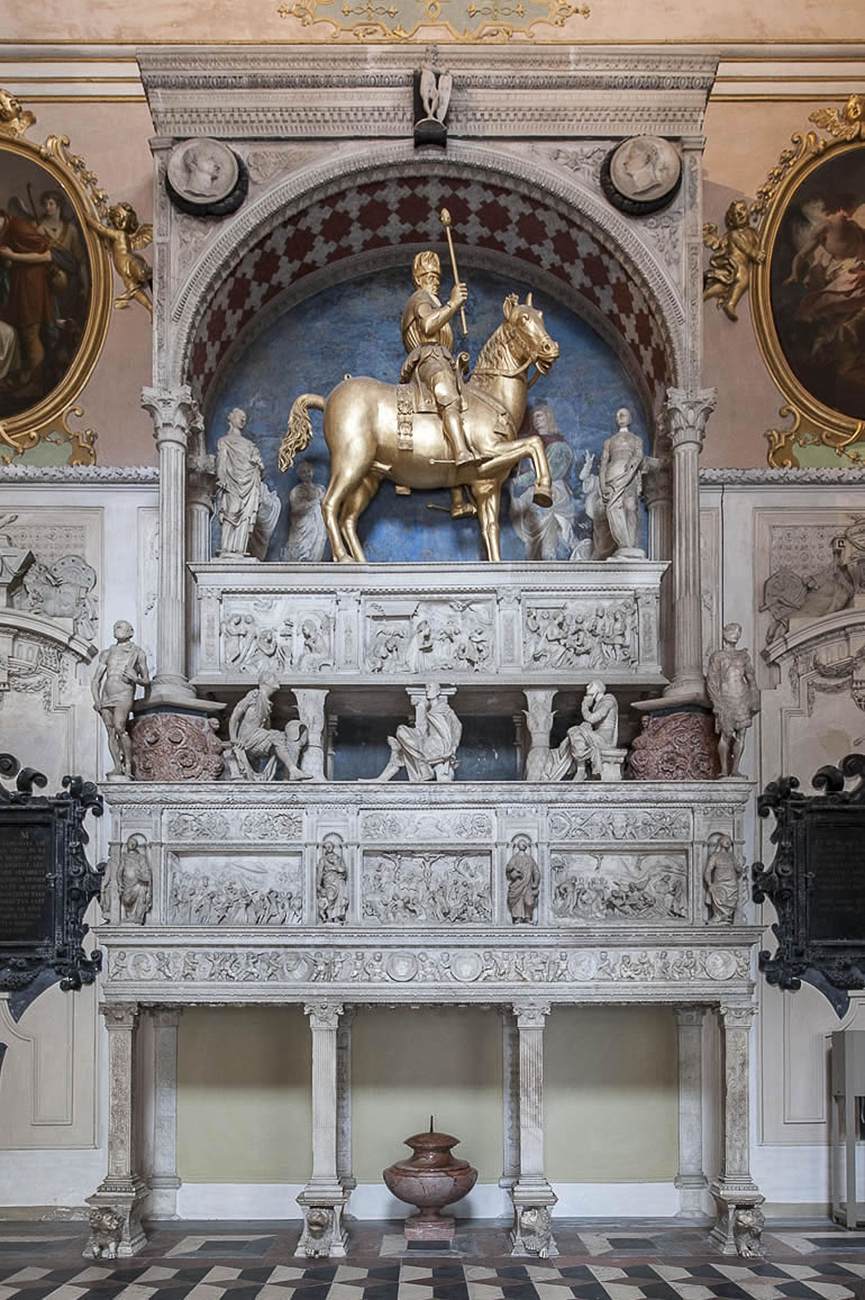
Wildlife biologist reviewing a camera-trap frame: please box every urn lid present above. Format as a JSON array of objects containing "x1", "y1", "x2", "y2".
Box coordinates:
[{"x1": 401, "y1": 1117, "x2": 463, "y2": 1166}]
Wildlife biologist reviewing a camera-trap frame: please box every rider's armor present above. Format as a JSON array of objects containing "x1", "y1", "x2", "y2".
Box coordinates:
[{"x1": 400, "y1": 284, "x2": 474, "y2": 465}]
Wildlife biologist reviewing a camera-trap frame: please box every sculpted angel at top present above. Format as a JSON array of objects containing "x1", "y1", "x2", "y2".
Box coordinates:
[{"x1": 85, "y1": 201, "x2": 153, "y2": 315}]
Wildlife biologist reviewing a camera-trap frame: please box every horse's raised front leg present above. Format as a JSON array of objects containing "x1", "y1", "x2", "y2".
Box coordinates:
[
  {"x1": 470, "y1": 480, "x2": 502, "y2": 562},
  {"x1": 474, "y1": 436, "x2": 552, "y2": 508}
]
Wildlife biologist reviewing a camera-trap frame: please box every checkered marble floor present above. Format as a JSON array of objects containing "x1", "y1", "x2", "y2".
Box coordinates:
[{"x1": 2, "y1": 1220, "x2": 865, "y2": 1300}]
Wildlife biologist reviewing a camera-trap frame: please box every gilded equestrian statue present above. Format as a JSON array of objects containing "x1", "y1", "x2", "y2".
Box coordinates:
[{"x1": 278, "y1": 246, "x2": 560, "y2": 563}]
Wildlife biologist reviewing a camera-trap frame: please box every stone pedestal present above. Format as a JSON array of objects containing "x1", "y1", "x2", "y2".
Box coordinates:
[
  {"x1": 628, "y1": 709, "x2": 719, "y2": 781},
  {"x1": 674, "y1": 1007, "x2": 708, "y2": 1217},
  {"x1": 510, "y1": 1002, "x2": 558, "y2": 1258},
  {"x1": 130, "y1": 711, "x2": 226, "y2": 781},
  {"x1": 298, "y1": 1002, "x2": 349, "y2": 1257},
  {"x1": 710, "y1": 1003, "x2": 764, "y2": 1256},
  {"x1": 86, "y1": 1004, "x2": 147, "y2": 1258}
]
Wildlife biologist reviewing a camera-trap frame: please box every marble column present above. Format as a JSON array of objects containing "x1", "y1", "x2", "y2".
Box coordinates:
[
  {"x1": 674, "y1": 1007, "x2": 708, "y2": 1217},
  {"x1": 185, "y1": 408, "x2": 215, "y2": 673},
  {"x1": 511, "y1": 1001, "x2": 557, "y2": 1258},
  {"x1": 141, "y1": 385, "x2": 200, "y2": 707},
  {"x1": 298, "y1": 1002, "x2": 349, "y2": 1257},
  {"x1": 643, "y1": 458, "x2": 673, "y2": 680},
  {"x1": 522, "y1": 689, "x2": 557, "y2": 781},
  {"x1": 499, "y1": 1007, "x2": 520, "y2": 1191},
  {"x1": 664, "y1": 387, "x2": 716, "y2": 703},
  {"x1": 149, "y1": 1007, "x2": 182, "y2": 1220},
  {"x1": 336, "y1": 1007, "x2": 355, "y2": 1197},
  {"x1": 86, "y1": 1003, "x2": 147, "y2": 1258},
  {"x1": 295, "y1": 689, "x2": 329, "y2": 780},
  {"x1": 710, "y1": 1002, "x2": 765, "y2": 1256}
]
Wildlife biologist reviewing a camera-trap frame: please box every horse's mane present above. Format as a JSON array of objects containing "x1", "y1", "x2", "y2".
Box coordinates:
[{"x1": 471, "y1": 323, "x2": 514, "y2": 390}]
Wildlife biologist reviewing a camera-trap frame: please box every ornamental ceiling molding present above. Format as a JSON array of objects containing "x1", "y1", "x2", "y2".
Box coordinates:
[
  {"x1": 139, "y1": 47, "x2": 716, "y2": 140},
  {"x1": 168, "y1": 140, "x2": 685, "y2": 399}
]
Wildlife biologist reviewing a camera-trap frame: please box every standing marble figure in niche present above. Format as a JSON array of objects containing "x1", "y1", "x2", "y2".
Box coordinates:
[
  {"x1": 317, "y1": 834, "x2": 349, "y2": 924},
  {"x1": 706, "y1": 622, "x2": 760, "y2": 778},
  {"x1": 597, "y1": 407, "x2": 647, "y2": 559},
  {"x1": 282, "y1": 460, "x2": 327, "y2": 562},
  {"x1": 371, "y1": 683, "x2": 462, "y2": 784},
  {"x1": 119, "y1": 833, "x2": 153, "y2": 925},
  {"x1": 703, "y1": 831, "x2": 742, "y2": 924},
  {"x1": 91, "y1": 620, "x2": 150, "y2": 780},
  {"x1": 506, "y1": 835, "x2": 541, "y2": 924},
  {"x1": 215, "y1": 407, "x2": 281, "y2": 560}
]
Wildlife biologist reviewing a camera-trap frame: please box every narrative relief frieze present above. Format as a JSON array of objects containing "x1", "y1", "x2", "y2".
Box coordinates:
[
  {"x1": 362, "y1": 851, "x2": 492, "y2": 925},
  {"x1": 167, "y1": 853, "x2": 303, "y2": 926},
  {"x1": 107, "y1": 944, "x2": 752, "y2": 986},
  {"x1": 550, "y1": 851, "x2": 688, "y2": 924}
]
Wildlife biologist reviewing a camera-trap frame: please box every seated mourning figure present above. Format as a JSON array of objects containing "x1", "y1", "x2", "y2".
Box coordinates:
[
  {"x1": 542, "y1": 680, "x2": 624, "y2": 782},
  {"x1": 227, "y1": 672, "x2": 312, "y2": 781},
  {"x1": 370, "y1": 682, "x2": 462, "y2": 783}
]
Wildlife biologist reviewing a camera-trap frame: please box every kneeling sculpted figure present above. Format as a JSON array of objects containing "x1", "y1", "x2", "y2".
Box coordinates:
[
  {"x1": 372, "y1": 682, "x2": 462, "y2": 783},
  {"x1": 228, "y1": 672, "x2": 312, "y2": 781}
]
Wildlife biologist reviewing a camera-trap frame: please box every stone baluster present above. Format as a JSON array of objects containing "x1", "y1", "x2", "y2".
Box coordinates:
[
  {"x1": 710, "y1": 1002, "x2": 764, "y2": 1255},
  {"x1": 298, "y1": 1002, "x2": 349, "y2": 1257},
  {"x1": 499, "y1": 1007, "x2": 520, "y2": 1191},
  {"x1": 86, "y1": 1003, "x2": 147, "y2": 1257},
  {"x1": 336, "y1": 1007, "x2": 355, "y2": 1196},
  {"x1": 665, "y1": 387, "x2": 716, "y2": 702},
  {"x1": 510, "y1": 1001, "x2": 557, "y2": 1258},
  {"x1": 522, "y1": 689, "x2": 557, "y2": 781},
  {"x1": 149, "y1": 1007, "x2": 182, "y2": 1220},
  {"x1": 295, "y1": 689, "x2": 329, "y2": 780},
  {"x1": 674, "y1": 1007, "x2": 708, "y2": 1217},
  {"x1": 142, "y1": 385, "x2": 201, "y2": 705}
]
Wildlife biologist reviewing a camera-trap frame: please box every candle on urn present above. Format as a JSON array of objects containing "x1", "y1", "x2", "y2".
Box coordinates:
[{"x1": 382, "y1": 1117, "x2": 478, "y2": 1240}]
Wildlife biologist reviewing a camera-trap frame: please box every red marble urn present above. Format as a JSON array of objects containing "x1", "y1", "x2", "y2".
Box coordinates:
[{"x1": 383, "y1": 1119, "x2": 478, "y2": 1240}]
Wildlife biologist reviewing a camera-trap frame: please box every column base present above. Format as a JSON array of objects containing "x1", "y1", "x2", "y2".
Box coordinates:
[
  {"x1": 85, "y1": 1178, "x2": 148, "y2": 1258},
  {"x1": 710, "y1": 1182, "x2": 765, "y2": 1257},
  {"x1": 510, "y1": 1183, "x2": 558, "y2": 1258},
  {"x1": 675, "y1": 1174, "x2": 709, "y2": 1217},
  {"x1": 627, "y1": 707, "x2": 720, "y2": 781},
  {"x1": 130, "y1": 709, "x2": 228, "y2": 781},
  {"x1": 148, "y1": 1174, "x2": 181, "y2": 1220},
  {"x1": 297, "y1": 1187, "x2": 349, "y2": 1258}
]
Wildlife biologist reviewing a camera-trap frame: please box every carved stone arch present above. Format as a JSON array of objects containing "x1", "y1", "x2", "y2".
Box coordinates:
[{"x1": 169, "y1": 141, "x2": 685, "y2": 447}]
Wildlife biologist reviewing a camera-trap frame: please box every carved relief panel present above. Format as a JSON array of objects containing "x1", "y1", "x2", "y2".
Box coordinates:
[
  {"x1": 167, "y1": 852, "x2": 303, "y2": 926},
  {"x1": 362, "y1": 850, "x2": 493, "y2": 925},
  {"x1": 549, "y1": 850, "x2": 689, "y2": 924}
]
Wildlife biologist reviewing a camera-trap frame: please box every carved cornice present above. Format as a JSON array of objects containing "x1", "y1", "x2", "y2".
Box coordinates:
[
  {"x1": 0, "y1": 464, "x2": 158, "y2": 485},
  {"x1": 699, "y1": 467, "x2": 865, "y2": 486}
]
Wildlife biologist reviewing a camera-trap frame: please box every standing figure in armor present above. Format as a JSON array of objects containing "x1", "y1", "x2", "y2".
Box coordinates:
[{"x1": 401, "y1": 250, "x2": 475, "y2": 467}]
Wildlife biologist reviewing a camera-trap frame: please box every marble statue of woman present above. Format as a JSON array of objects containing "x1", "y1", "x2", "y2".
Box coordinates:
[
  {"x1": 282, "y1": 460, "x2": 327, "y2": 562},
  {"x1": 598, "y1": 407, "x2": 646, "y2": 559},
  {"x1": 215, "y1": 407, "x2": 272, "y2": 559}
]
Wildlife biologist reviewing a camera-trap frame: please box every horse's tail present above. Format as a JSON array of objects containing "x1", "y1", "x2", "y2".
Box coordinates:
[{"x1": 278, "y1": 393, "x2": 325, "y2": 472}]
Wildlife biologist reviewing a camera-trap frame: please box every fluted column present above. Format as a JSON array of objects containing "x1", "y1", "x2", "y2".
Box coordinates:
[
  {"x1": 710, "y1": 1002, "x2": 764, "y2": 1254},
  {"x1": 150, "y1": 1007, "x2": 182, "y2": 1220},
  {"x1": 86, "y1": 1003, "x2": 147, "y2": 1257},
  {"x1": 499, "y1": 1007, "x2": 520, "y2": 1190},
  {"x1": 298, "y1": 1002, "x2": 348, "y2": 1257},
  {"x1": 142, "y1": 385, "x2": 200, "y2": 705},
  {"x1": 674, "y1": 1007, "x2": 708, "y2": 1217},
  {"x1": 665, "y1": 387, "x2": 716, "y2": 702},
  {"x1": 511, "y1": 1001, "x2": 557, "y2": 1258}
]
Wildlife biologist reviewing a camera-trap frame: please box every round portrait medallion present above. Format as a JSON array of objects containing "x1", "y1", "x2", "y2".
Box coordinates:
[
  {"x1": 602, "y1": 136, "x2": 682, "y2": 215},
  {"x1": 166, "y1": 138, "x2": 245, "y2": 216}
]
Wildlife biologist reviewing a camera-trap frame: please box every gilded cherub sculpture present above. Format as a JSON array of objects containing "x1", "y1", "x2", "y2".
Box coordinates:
[
  {"x1": 86, "y1": 201, "x2": 153, "y2": 315},
  {"x1": 702, "y1": 200, "x2": 765, "y2": 322}
]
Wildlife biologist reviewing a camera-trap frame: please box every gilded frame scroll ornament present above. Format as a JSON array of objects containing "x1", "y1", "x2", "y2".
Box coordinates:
[
  {"x1": 276, "y1": 0, "x2": 590, "y2": 41},
  {"x1": 0, "y1": 90, "x2": 150, "y2": 463},
  {"x1": 704, "y1": 95, "x2": 865, "y2": 468}
]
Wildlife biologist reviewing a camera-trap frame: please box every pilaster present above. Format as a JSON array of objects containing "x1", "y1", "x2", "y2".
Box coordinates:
[
  {"x1": 511, "y1": 1001, "x2": 557, "y2": 1258},
  {"x1": 298, "y1": 1001, "x2": 349, "y2": 1257},
  {"x1": 149, "y1": 1007, "x2": 182, "y2": 1220},
  {"x1": 710, "y1": 1002, "x2": 764, "y2": 1255},
  {"x1": 674, "y1": 1006, "x2": 708, "y2": 1217},
  {"x1": 499, "y1": 1006, "x2": 520, "y2": 1190}
]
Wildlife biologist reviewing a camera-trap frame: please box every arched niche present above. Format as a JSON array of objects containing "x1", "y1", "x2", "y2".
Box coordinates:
[{"x1": 170, "y1": 144, "x2": 685, "y2": 451}]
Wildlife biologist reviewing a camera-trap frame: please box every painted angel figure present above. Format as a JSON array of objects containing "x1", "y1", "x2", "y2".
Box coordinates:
[{"x1": 86, "y1": 201, "x2": 153, "y2": 314}]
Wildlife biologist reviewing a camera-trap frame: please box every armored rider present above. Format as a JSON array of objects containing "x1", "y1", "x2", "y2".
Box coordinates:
[{"x1": 401, "y1": 250, "x2": 476, "y2": 466}]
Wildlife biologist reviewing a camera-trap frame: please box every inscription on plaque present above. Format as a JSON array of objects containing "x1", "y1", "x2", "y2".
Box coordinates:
[
  {"x1": 0, "y1": 819, "x2": 54, "y2": 944},
  {"x1": 807, "y1": 815, "x2": 865, "y2": 943}
]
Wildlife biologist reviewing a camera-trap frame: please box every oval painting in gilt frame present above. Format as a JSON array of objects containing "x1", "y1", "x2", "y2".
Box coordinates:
[
  {"x1": 0, "y1": 126, "x2": 112, "y2": 458},
  {"x1": 752, "y1": 138, "x2": 865, "y2": 454}
]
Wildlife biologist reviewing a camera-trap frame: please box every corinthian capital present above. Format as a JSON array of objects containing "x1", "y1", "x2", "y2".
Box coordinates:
[
  {"x1": 304, "y1": 1001, "x2": 344, "y2": 1031},
  {"x1": 665, "y1": 387, "x2": 717, "y2": 451},
  {"x1": 101, "y1": 1001, "x2": 139, "y2": 1030},
  {"x1": 142, "y1": 385, "x2": 200, "y2": 449},
  {"x1": 514, "y1": 1000, "x2": 551, "y2": 1029}
]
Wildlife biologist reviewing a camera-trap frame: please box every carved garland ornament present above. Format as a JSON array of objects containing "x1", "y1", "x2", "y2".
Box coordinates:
[
  {"x1": 702, "y1": 94, "x2": 865, "y2": 468},
  {"x1": 0, "y1": 90, "x2": 152, "y2": 464},
  {"x1": 274, "y1": 0, "x2": 591, "y2": 42}
]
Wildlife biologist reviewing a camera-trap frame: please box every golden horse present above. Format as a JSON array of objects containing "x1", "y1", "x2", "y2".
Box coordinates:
[{"x1": 277, "y1": 293, "x2": 560, "y2": 562}]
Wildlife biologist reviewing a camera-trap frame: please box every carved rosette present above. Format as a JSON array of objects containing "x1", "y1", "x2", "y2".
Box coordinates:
[
  {"x1": 628, "y1": 711, "x2": 720, "y2": 781},
  {"x1": 130, "y1": 713, "x2": 226, "y2": 781}
]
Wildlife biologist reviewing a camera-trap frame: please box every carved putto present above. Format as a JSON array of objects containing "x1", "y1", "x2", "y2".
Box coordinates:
[
  {"x1": 371, "y1": 683, "x2": 462, "y2": 784},
  {"x1": 706, "y1": 623, "x2": 760, "y2": 778},
  {"x1": 316, "y1": 833, "x2": 349, "y2": 924},
  {"x1": 702, "y1": 200, "x2": 764, "y2": 323},
  {"x1": 506, "y1": 836, "x2": 540, "y2": 925},
  {"x1": 91, "y1": 621, "x2": 150, "y2": 780}
]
